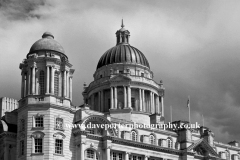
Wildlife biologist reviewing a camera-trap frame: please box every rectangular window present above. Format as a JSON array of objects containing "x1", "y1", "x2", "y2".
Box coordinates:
[
  {"x1": 119, "y1": 153, "x2": 123, "y2": 160},
  {"x1": 141, "y1": 73, "x2": 144, "y2": 77},
  {"x1": 113, "y1": 152, "x2": 117, "y2": 160},
  {"x1": 108, "y1": 99, "x2": 111, "y2": 109},
  {"x1": 133, "y1": 156, "x2": 137, "y2": 160},
  {"x1": 55, "y1": 118, "x2": 63, "y2": 130},
  {"x1": 55, "y1": 139, "x2": 63, "y2": 154},
  {"x1": 21, "y1": 119, "x2": 25, "y2": 131},
  {"x1": 20, "y1": 140, "x2": 24, "y2": 155},
  {"x1": 35, "y1": 116, "x2": 43, "y2": 128},
  {"x1": 119, "y1": 71, "x2": 123, "y2": 74},
  {"x1": 35, "y1": 138, "x2": 42, "y2": 153}
]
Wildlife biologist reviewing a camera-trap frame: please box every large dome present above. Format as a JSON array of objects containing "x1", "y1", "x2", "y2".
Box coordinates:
[
  {"x1": 29, "y1": 32, "x2": 65, "y2": 54},
  {"x1": 97, "y1": 44, "x2": 150, "y2": 69}
]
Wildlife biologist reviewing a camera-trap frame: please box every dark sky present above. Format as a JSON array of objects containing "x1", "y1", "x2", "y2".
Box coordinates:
[{"x1": 1, "y1": 0, "x2": 240, "y2": 143}]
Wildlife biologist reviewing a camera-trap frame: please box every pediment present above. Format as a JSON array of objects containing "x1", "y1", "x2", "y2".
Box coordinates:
[
  {"x1": 109, "y1": 74, "x2": 131, "y2": 82},
  {"x1": 188, "y1": 139, "x2": 219, "y2": 157}
]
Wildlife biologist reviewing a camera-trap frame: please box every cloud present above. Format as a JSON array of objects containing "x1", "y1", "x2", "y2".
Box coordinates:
[{"x1": 0, "y1": 0, "x2": 240, "y2": 143}]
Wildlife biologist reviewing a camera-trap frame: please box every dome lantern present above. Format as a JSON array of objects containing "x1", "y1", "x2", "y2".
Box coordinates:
[{"x1": 116, "y1": 19, "x2": 130, "y2": 45}]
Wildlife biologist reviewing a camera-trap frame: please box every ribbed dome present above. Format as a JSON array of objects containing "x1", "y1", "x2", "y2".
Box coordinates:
[
  {"x1": 97, "y1": 44, "x2": 150, "y2": 69},
  {"x1": 29, "y1": 32, "x2": 65, "y2": 54}
]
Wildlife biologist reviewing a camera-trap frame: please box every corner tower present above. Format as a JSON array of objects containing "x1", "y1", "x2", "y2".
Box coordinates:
[
  {"x1": 83, "y1": 21, "x2": 165, "y2": 125},
  {"x1": 18, "y1": 32, "x2": 75, "y2": 159}
]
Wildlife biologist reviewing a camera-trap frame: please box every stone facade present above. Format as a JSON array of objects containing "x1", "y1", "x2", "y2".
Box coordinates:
[{"x1": 0, "y1": 22, "x2": 240, "y2": 160}]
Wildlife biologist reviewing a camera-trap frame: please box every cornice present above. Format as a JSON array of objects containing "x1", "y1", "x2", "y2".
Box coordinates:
[{"x1": 0, "y1": 132, "x2": 17, "y2": 139}]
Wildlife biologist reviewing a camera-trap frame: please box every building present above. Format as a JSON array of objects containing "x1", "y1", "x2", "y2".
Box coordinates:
[
  {"x1": 0, "y1": 21, "x2": 240, "y2": 160},
  {"x1": 0, "y1": 97, "x2": 18, "y2": 117}
]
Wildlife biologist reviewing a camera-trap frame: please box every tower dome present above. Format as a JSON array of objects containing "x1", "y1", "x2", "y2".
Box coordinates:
[
  {"x1": 96, "y1": 20, "x2": 150, "y2": 69},
  {"x1": 28, "y1": 32, "x2": 65, "y2": 56}
]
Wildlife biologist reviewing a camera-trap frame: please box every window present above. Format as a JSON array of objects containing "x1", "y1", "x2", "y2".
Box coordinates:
[
  {"x1": 55, "y1": 118, "x2": 63, "y2": 130},
  {"x1": 35, "y1": 138, "x2": 43, "y2": 153},
  {"x1": 54, "y1": 72, "x2": 59, "y2": 96},
  {"x1": 131, "y1": 130, "x2": 137, "y2": 141},
  {"x1": 141, "y1": 73, "x2": 144, "y2": 77},
  {"x1": 131, "y1": 98, "x2": 135, "y2": 109},
  {"x1": 167, "y1": 137, "x2": 173, "y2": 148},
  {"x1": 119, "y1": 71, "x2": 123, "y2": 74},
  {"x1": 149, "y1": 134, "x2": 155, "y2": 145},
  {"x1": 130, "y1": 155, "x2": 142, "y2": 160},
  {"x1": 35, "y1": 116, "x2": 43, "y2": 128},
  {"x1": 20, "y1": 140, "x2": 24, "y2": 156},
  {"x1": 111, "y1": 152, "x2": 123, "y2": 160},
  {"x1": 55, "y1": 139, "x2": 63, "y2": 154},
  {"x1": 39, "y1": 71, "x2": 45, "y2": 95},
  {"x1": 108, "y1": 98, "x2": 111, "y2": 109},
  {"x1": 85, "y1": 149, "x2": 99, "y2": 160},
  {"x1": 31, "y1": 131, "x2": 45, "y2": 154}
]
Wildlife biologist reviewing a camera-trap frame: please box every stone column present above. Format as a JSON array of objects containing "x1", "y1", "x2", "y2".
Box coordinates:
[
  {"x1": 70, "y1": 77, "x2": 73, "y2": 101},
  {"x1": 106, "y1": 147, "x2": 111, "y2": 160},
  {"x1": 153, "y1": 93, "x2": 155, "y2": 113},
  {"x1": 127, "y1": 86, "x2": 131, "y2": 108},
  {"x1": 161, "y1": 96, "x2": 164, "y2": 116},
  {"x1": 46, "y1": 66, "x2": 50, "y2": 94},
  {"x1": 114, "y1": 86, "x2": 117, "y2": 109},
  {"x1": 63, "y1": 70, "x2": 67, "y2": 97},
  {"x1": 101, "y1": 90, "x2": 104, "y2": 112},
  {"x1": 125, "y1": 152, "x2": 130, "y2": 160},
  {"x1": 58, "y1": 72, "x2": 62, "y2": 97},
  {"x1": 145, "y1": 155, "x2": 149, "y2": 160},
  {"x1": 27, "y1": 68, "x2": 31, "y2": 95},
  {"x1": 31, "y1": 66, "x2": 35, "y2": 94},
  {"x1": 66, "y1": 71, "x2": 69, "y2": 98},
  {"x1": 150, "y1": 92, "x2": 152, "y2": 113},
  {"x1": 156, "y1": 96, "x2": 160, "y2": 114},
  {"x1": 142, "y1": 89, "x2": 145, "y2": 111},
  {"x1": 110, "y1": 87, "x2": 114, "y2": 109},
  {"x1": 98, "y1": 91, "x2": 101, "y2": 111},
  {"x1": 80, "y1": 142, "x2": 85, "y2": 160},
  {"x1": 139, "y1": 89, "x2": 142, "y2": 111},
  {"x1": 21, "y1": 72, "x2": 25, "y2": 98},
  {"x1": 51, "y1": 66, "x2": 55, "y2": 95},
  {"x1": 124, "y1": 86, "x2": 127, "y2": 108},
  {"x1": 35, "y1": 74, "x2": 39, "y2": 95}
]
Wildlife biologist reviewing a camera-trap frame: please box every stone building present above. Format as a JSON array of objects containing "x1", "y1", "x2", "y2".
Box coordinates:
[{"x1": 0, "y1": 21, "x2": 240, "y2": 160}]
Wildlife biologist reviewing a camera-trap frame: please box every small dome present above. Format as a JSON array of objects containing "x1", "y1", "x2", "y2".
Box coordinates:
[
  {"x1": 97, "y1": 44, "x2": 150, "y2": 69},
  {"x1": 29, "y1": 32, "x2": 65, "y2": 54}
]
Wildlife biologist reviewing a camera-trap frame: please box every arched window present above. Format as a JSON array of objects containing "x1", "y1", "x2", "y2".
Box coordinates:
[
  {"x1": 149, "y1": 134, "x2": 155, "y2": 145},
  {"x1": 39, "y1": 71, "x2": 45, "y2": 95},
  {"x1": 54, "y1": 72, "x2": 59, "y2": 96},
  {"x1": 131, "y1": 130, "x2": 137, "y2": 141},
  {"x1": 167, "y1": 137, "x2": 173, "y2": 148},
  {"x1": 85, "y1": 149, "x2": 99, "y2": 160}
]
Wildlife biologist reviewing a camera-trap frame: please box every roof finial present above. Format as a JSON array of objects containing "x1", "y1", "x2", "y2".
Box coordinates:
[{"x1": 121, "y1": 19, "x2": 124, "y2": 28}]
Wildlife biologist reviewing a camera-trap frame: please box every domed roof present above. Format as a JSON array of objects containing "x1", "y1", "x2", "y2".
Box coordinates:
[
  {"x1": 29, "y1": 32, "x2": 65, "y2": 54},
  {"x1": 97, "y1": 44, "x2": 150, "y2": 69}
]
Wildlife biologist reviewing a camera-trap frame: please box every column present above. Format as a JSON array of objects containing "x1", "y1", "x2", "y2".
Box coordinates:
[
  {"x1": 124, "y1": 86, "x2": 127, "y2": 108},
  {"x1": 127, "y1": 86, "x2": 131, "y2": 108},
  {"x1": 21, "y1": 72, "x2": 25, "y2": 98},
  {"x1": 27, "y1": 68, "x2": 31, "y2": 95},
  {"x1": 125, "y1": 152, "x2": 129, "y2": 160},
  {"x1": 63, "y1": 70, "x2": 66, "y2": 97},
  {"x1": 35, "y1": 75, "x2": 39, "y2": 95},
  {"x1": 98, "y1": 92, "x2": 101, "y2": 111},
  {"x1": 153, "y1": 93, "x2": 155, "y2": 113},
  {"x1": 70, "y1": 77, "x2": 73, "y2": 101},
  {"x1": 101, "y1": 90, "x2": 104, "y2": 112},
  {"x1": 51, "y1": 66, "x2": 55, "y2": 95},
  {"x1": 66, "y1": 71, "x2": 69, "y2": 98},
  {"x1": 156, "y1": 96, "x2": 160, "y2": 114},
  {"x1": 145, "y1": 155, "x2": 149, "y2": 160},
  {"x1": 114, "y1": 86, "x2": 117, "y2": 109},
  {"x1": 80, "y1": 142, "x2": 85, "y2": 160},
  {"x1": 150, "y1": 92, "x2": 152, "y2": 113},
  {"x1": 110, "y1": 87, "x2": 114, "y2": 109},
  {"x1": 58, "y1": 73, "x2": 62, "y2": 97},
  {"x1": 106, "y1": 147, "x2": 111, "y2": 160},
  {"x1": 161, "y1": 96, "x2": 164, "y2": 116},
  {"x1": 142, "y1": 89, "x2": 145, "y2": 112},
  {"x1": 31, "y1": 66, "x2": 35, "y2": 94},
  {"x1": 46, "y1": 66, "x2": 50, "y2": 94},
  {"x1": 139, "y1": 89, "x2": 142, "y2": 111}
]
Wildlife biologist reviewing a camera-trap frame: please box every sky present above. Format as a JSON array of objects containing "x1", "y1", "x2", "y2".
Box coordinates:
[{"x1": 1, "y1": 0, "x2": 240, "y2": 143}]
